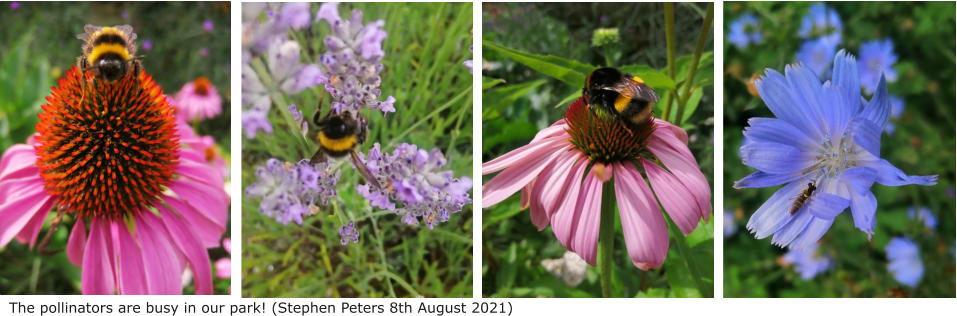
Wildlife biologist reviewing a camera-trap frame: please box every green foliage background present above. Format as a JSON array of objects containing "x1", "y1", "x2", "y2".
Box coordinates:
[
  {"x1": 241, "y1": 3, "x2": 473, "y2": 298},
  {"x1": 0, "y1": 2, "x2": 231, "y2": 294},
  {"x1": 482, "y1": 3, "x2": 714, "y2": 298},
  {"x1": 723, "y1": 1, "x2": 956, "y2": 298}
]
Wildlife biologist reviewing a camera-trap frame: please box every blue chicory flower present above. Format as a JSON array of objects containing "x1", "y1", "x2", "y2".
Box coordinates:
[
  {"x1": 908, "y1": 206, "x2": 937, "y2": 230},
  {"x1": 781, "y1": 243, "x2": 833, "y2": 280},
  {"x1": 728, "y1": 13, "x2": 762, "y2": 49},
  {"x1": 858, "y1": 39, "x2": 898, "y2": 94},
  {"x1": 796, "y1": 37, "x2": 838, "y2": 78},
  {"x1": 885, "y1": 95, "x2": 905, "y2": 134},
  {"x1": 339, "y1": 221, "x2": 360, "y2": 245},
  {"x1": 886, "y1": 237, "x2": 923, "y2": 287},
  {"x1": 724, "y1": 210, "x2": 738, "y2": 238},
  {"x1": 315, "y1": 2, "x2": 395, "y2": 114},
  {"x1": 799, "y1": 3, "x2": 842, "y2": 45},
  {"x1": 246, "y1": 159, "x2": 340, "y2": 225},
  {"x1": 356, "y1": 143, "x2": 473, "y2": 229},
  {"x1": 735, "y1": 50, "x2": 937, "y2": 250}
]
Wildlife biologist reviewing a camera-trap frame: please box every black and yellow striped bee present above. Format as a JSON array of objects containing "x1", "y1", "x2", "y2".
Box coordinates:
[
  {"x1": 76, "y1": 24, "x2": 142, "y2": 83},
  {"x1": 309, "y1": 100, "x2": 382, "y2": 190},
  {"x1": 790, "y1": 182, "x2": 817, "y2": 216},
  {"x1": 582, "y1": 67, "x2": 659, "y2": 132}
]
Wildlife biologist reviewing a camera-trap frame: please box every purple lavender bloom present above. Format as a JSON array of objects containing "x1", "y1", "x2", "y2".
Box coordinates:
[
  {"x1": 339, "y1": 221, "x2": 360, "y2": 245},
  {"x1": 142, "y1": 39, "x2": 153, "y2": 51},
  {"x1": 316, "y1": 2, "x2": 396, "y2": 114},
  {"x1": 464, "y1": 45, "x2": 474, "y2": 74},
  {"x1": 242, "y1": 3, "x2": 296, "y2": 59},
  {"x1": 724, "y1": 210, "x2": 737, "y2": 238},
  {"x1": 799, "y1": 3, "x2": 842, "y2": 45},
  {"x1": 246, "y1": 159, "x2": 340, "y2": 225},
  {"x1": 781, "y1": 243, "x2": 833, "y2": 280},
  {"x1": 242, "y1": 107, "x2": 273, "y2": 139},
  {"x1": 858, "y1": 39, "x2": 898, "y2": 94},
  {"x1": 242, "y1": 64, "x2": 273, "y2": 138},
  {"x1": 276, "y1": 2, "x2": 311, "y2": 30},
  {"x1": 886, "y1": 237, "x2": 923, "y2": 287},
  {"x1": 288, "y1": 104, "x2": 309, "y2": 138},
  {"x1": 796, "y1": 37, "x2": 838, "y2": 78},
  {"x1": 908, "y1": 206, "x2": 937, "y2": 230},
  {"x1": 203, "y1": 20, "x2": 214, "y2": 32},
  {"x1": 885, "y1": 95, "x2": 905, "y2": 134},
  {"x1": 728, "y1": 14, "x2": 761, "y2": 49},
  {"x1": 267, "y1": 40, "x2": 324, "y2": 94},
  {"x1": 357, "y1": 143, "x2": 473, "y2": 229},
  {"x1": 736, "y1": 51, "x2": 937, "y2": 250}
]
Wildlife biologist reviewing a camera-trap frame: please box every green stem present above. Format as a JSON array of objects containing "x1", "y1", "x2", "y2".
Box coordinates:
[
  {"x1": 663, "y1": 3, "x2": 677, "y2": 122},
  {"x1": 666, "y1": 217, "x2": 711, "y2": 297},
  {"x1": 675, "y1": 3, "x2": 714, "y2": 126},
  {"x1": 603, "y1": 45, "x2": 613, "y2": 67},
  {"x1": 599, "y1": 178, "x2": 617, "y2": 298}
]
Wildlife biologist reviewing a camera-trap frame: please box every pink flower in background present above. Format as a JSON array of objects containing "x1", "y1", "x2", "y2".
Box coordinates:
[
  {"x1": 215, "y1": 238, "x2": 231, "y2": 279},
  {"x1": 203, "y1": 20, "x2": 214, "y2": 32},
  {"x1": 174, "y1": 77, "x2": 222, "y2": 122},
  {"x1": 483, "y1": 98, "x2": 711, "y2": 270},
  {"x1": 0, "y1": 68, "x2": 228, "y2": 294}
]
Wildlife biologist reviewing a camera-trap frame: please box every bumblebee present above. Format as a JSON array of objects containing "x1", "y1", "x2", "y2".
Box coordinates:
[
  {"x1": 310, "y1": 100, "x2": 382, "y2": 190},
  {"x1": 582, "y1": 67, "x2": 659, "y2": 131},
  {"x1": 76, "y1": 24, "x2": 142, "y2": 83},
  {"x1": 790, "y1": 182, "x2": 817, "y2": 216}
]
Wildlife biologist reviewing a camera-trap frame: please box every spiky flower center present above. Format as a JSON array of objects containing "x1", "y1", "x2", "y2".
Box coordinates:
[
  {"x1": 35, "y1": 68, "x2": 179, "y2": 219},
  {"x1": 193, "y1": 76, "x2": 211, "y2": 95},
  {"x1": 564, "y1": 98, "x2": 654, "y2": 164}
]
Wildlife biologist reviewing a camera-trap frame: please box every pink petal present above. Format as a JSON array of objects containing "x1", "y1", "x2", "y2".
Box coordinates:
[
  {"x1": 614, "y1": 163, "x2": 669, "y2": 270},
  {"x1": 482, "y1": 140, "x2": 569, "y2": 207},
  {"x1": 156, "y1": 204, "x2": 213, "y2": 294},
  {"x1": 163, "y1": 195, "x2": 225, "y2": 248},
  {"x1": 177, "y1": 149, "x2": 225, "y2": 187},
  {"x1": 647, "y1": 127, "x2": 712, "y2": 221},
  {"x1": 168, "y1": 177, "x2": 228, "y2": 227},
  {"x1": 642, "y1": 159, "x2": 701, "y2": 235},
  {"x1": 67, "y1": 220, "x2": 87, "y2": 266},
  {"x1": 0, "y1": 143, "x2": 38, "y2": 181},
  {"x1": 0, "y1": 182, "x2": 52, "y2": 248},
  {"x1": 530, "y1": 120, "x2": 569, "y2": 142},
  {"x1": 137, "y1": 212, "x2": 188, "y2": 294},
  {"x1": 82, "y1": 218, "x2": 116, "y2": 294},
  {"x1": 215, "y1": 258, "x2": 231, "y2": 279},
  {"x1": 522, "y1": 180, "x2": 550, "y2": 231},
  {"x1": 222, "y1": 237, "x2": 231, "y2": 254},
  {"x1": 570, "y1": 172, "x2": 603, "y2": 266},
  {"x1": 112, "y1": 220, "x2": 149, "y2": 294},
  {"x1": 482, "y1": 129, "x2": 569, "y2": 174},
  {"x1": 532, "y1": 151, "x2": 581, "y2": 223},
  {"x1": 520, "y1": 182, "x2": 532, "y2": 210},
  {"x1": 653, "y1": 118, "x2": 689, "y2": 144},
  {"x1": 548, "y1": 158, "x2": 587, "y2": 256},
  {"x1": 15, "y1": 198, "x2": 54, "y2": 248}
]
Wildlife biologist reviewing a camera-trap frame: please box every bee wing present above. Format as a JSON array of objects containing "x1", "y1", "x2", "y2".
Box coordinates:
[
  {"x1": 115, "y1": 25, "x2": 136, "y2": 40},
  {"x1": 309, "y1": 148, "x2": 327, "y2": 165},
  {"x1": 607, "y1": 79, "x2": 659, "y2": 103},
  {"x1": 77, "y1": 24, "x2": 99, "y2": 41},
  {"x1": 350, "y1": 150, "x2": 382, "y2": 191}
]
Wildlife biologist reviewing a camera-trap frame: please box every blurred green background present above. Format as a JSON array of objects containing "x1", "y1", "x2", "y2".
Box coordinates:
[
  {"x1": 241, "y1": 3, "x2": 473, "y2": 298},
  {"x1": 482, "y1": 3, "x2": 714, "y2": 298},
  {"x1": 0, "y1": 2, "x2": 231, "y2": 294},
  {"x1": 724, "y1": 1, "x2": 955, "y2": 298}
]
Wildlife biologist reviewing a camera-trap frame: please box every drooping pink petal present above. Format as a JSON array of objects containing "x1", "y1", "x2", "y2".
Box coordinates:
[
  {"x1": 112, "y1": 220, "x2": 149, "y2": 294},
  {"x1": 82, "y1": 218, "x2": 116, "y2": 294},
  {"x1": 548, "y1": 158, "x2": 588, "y2": 257},
  {"x1": 482, "y1": 140, "x2": 570, "y2": 206},
  {"x1": 178, "y1": 148, "x2": 225, "y2": 187},
  {"x1": 531, "y1": 151, "x2": 582, "y2": 224},
  {"x1": 482, "y1": 129, "x2": 569, "y2": 174},
  {"x1": 569, "y1": 171, "x2": 603, "y2": 266},
  {"x1": 156, "y1": 203, "x2": 213, "y2": 294},
  {"x1": 646, "y1": 124, "x2": 712, "y2": 220},
  {"x1": 642, "y1": 159, "x2": 701, "y2": 235},
  {"x1": 614, "y1": 163, "x2": 669, "y2": 270},
  {"x1": 67, "y1": 220, "x2": 87, "y2": 266},
  {"x1": 164, "y1": 195, "x2": 224, "y2": 248},
  {"x1": 15, "y1": 197, "x2": 54, "y2": 248},
  {"x1": 168, "y1": 178, "x2": 228, "y2": 227},
  {"x1": 137, "y1": 212, "x2": 188, "y2": 294},
  {"x1": 520, "y1": 182, "x2": 532, "y2": 210},
  {"x1": 0, "y1": 182, "x2": 52, "y2": 248},
  {"x1": 523, "y1": 180, "x2": 549, "y2": 231},
  {"x1": 0, "y1": 143, "x2": 39, "y2": 181}
]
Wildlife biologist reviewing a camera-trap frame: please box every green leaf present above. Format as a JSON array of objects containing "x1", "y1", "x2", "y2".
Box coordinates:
[
  {"x1": 483, "y1": 76, "x2": 506, "y2": 90},
  {"x1": 552, "y1": 89, "x2": 581, "y2": 108},
  {"x1": 482, "y1": 79, "x2": 547, "y2": 120},
  {"x1": 483, "y1": 41, "x2": 595, "y2": 86}
]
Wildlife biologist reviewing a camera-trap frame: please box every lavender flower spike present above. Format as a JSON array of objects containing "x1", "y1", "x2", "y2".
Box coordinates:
[
  {"x1": 246, "y1": 159, "x2": 340, "y2": 225},
  {"x1": 339, "y1": 221, "x2": 360, "y2": 245},
  {"x1": 357, "y1": 143, "x2": 473, "y2": 229},
  {"x1": 316, "y1": 2, "x2": 395, "y2": 114}
]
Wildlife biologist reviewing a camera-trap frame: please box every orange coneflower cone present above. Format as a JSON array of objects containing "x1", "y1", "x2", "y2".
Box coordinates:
[{"x1": 0, "y1": 67, "x2": 229, "y2": 294}]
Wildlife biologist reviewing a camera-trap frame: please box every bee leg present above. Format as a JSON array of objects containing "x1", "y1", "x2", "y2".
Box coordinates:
[
  {"x1": 37, "y1": 211, "x2": 66, "y2": 256},
  {"x1": 309, "y1": 148, "x2": 328, "y2": 165},
  {"x1": 350, "y1": 150, "x2": 382, "y2": 191}
]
